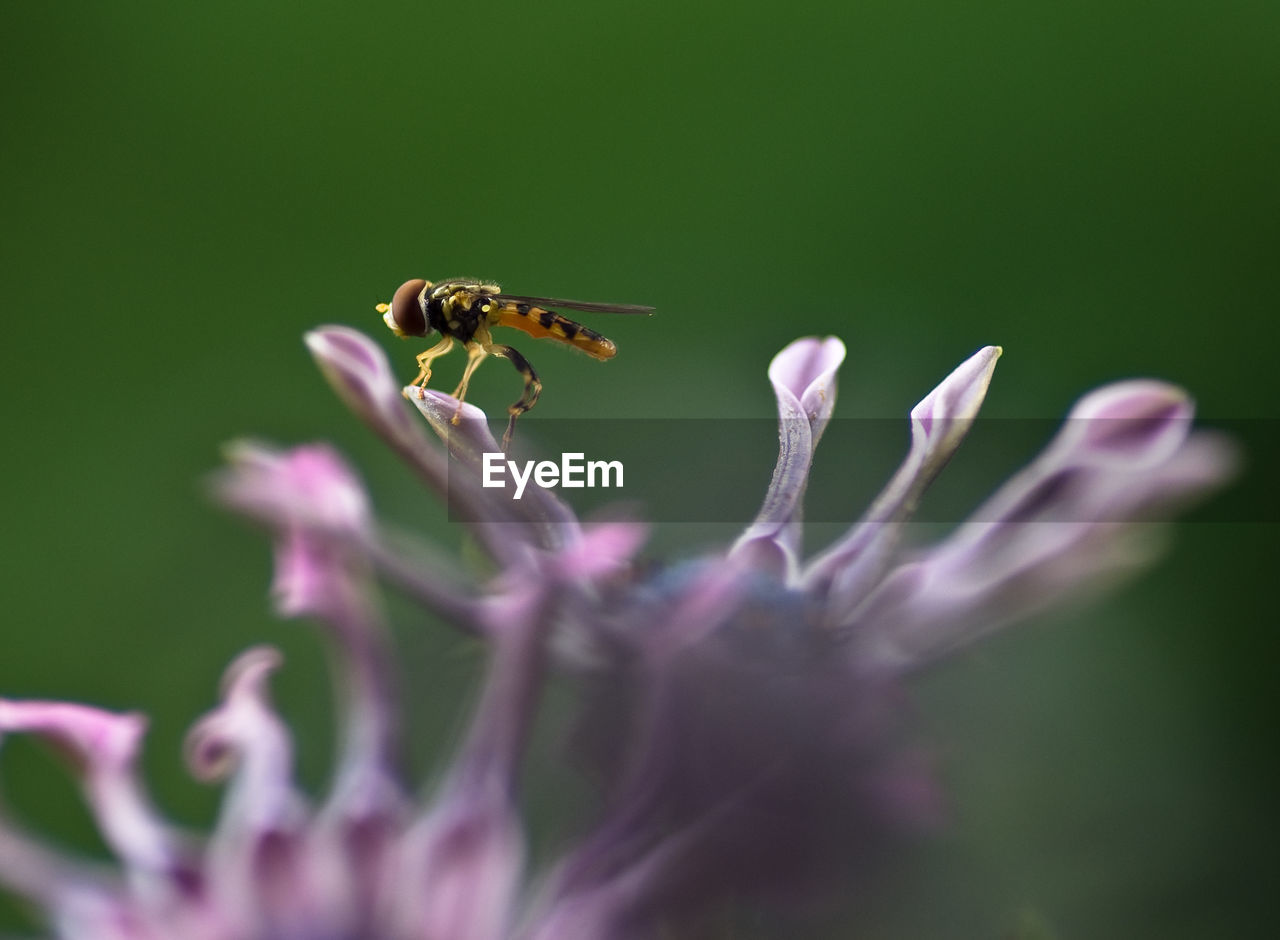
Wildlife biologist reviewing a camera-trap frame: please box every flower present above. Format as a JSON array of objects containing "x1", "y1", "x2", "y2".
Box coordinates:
[{"x1": 0, "y1": 328, "x2": 1234, "y2": 939}]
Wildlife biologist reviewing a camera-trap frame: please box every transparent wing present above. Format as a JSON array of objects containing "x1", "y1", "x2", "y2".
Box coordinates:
[{"x1": 494, "y1": 293, "x2": 655, "y2": 316}]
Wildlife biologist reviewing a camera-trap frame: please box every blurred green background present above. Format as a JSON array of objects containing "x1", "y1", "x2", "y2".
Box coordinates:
[{"x1": 2, "y1": 1, "x2": 1275, "y2": 936}]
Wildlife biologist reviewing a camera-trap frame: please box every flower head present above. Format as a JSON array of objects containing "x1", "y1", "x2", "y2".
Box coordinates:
[{"x1": 0, "y1": 328, "x2": 1233, "y2": 938}]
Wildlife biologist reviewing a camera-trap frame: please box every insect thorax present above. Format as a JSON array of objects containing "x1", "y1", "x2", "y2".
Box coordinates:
[{"x1": 424, "y1": 279, "x2": 502, "y2": 343}]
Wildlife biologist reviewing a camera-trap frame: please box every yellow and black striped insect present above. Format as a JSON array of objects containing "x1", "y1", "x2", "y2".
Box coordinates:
[{"x1": 378, "y1": 278, "x2": 653, "y2": 449}]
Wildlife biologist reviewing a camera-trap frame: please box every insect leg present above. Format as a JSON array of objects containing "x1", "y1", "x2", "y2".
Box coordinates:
[
  {"x1": 411, "y1": 335, "x2": 455, "y2": 398},
  {"x1": 484, "y1": 342, "x2": 542, "y2": 451},
  {"x1": 449, "y1": 342, "x2": 490, "y2": 425}
]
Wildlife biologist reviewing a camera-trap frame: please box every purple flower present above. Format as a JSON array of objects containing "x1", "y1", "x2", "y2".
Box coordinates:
[{"x1": 0, "y1": 328, "x2": 1233, "y2": 939}]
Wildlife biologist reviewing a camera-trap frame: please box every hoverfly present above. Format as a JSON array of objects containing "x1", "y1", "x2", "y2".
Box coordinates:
[{"x1": 378, "y1": 278, "x2": 653, "y2": 449}]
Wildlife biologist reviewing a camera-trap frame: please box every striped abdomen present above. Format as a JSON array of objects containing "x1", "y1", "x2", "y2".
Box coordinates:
[{"x1": 496, "y1": 302, "x2": 617, "y2": 360}]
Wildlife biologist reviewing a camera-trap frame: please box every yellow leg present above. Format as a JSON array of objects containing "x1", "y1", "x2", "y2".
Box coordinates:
[
  {"x1": 449, "y1": 343, "x2": 490, "y2": 425},
  {"x1": 410, "y1": 336, "x2": 455, "y2": 400}
]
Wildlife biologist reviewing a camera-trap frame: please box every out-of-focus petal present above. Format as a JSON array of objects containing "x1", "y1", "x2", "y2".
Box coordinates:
[
  {"x1": 308, "y1": 327, "x2": 482, "y2": 539},
  {"x1": 215, "y1": 441, "x2": 370, "y2": 539},
  {"x1": 217, "y1": 439, "x2": 483, "y2": 631},
  {"x1": 803, "y1": 345, "x2": 1002, "y2": 612},
  {"x1": 396, "y1": 581, "x2": 553, "y2": 940},
  {"x1": 394, "y1": 783, "x2": 524, "y2": 940},
  {"x1": 213, "y1": 442, "x2": 373, "y2": 624},
  {"x1": 1041, "y1": 379, "x2": 1195, "y2": 470},
  {"x1": 540, "y1": 570, "x2": 932, "y2": 934},
  {"x1": 551, "y1": 520, "x2": 649, "y2": 582},
  {"x1": 731, "y1": 337, "x2": 846, "y2": 579},
  {"x1": 846, "y1": 383, "x2": 1238, "y2": 670},
  {"x1": 0, "y1": 821, "x2": 120, "y2": 920},
  {"x1": 185, "y1": 648, "x2": 300, "y2": 818},
  {"x1": 0, "y1": 701, "x2": 184, "y2": 888},
  {"x1": 185, "y1": 648, "x2": 310, "y2": 934}
]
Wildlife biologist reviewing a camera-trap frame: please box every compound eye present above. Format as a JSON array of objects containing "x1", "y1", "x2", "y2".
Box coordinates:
[{"x1": 389, "y1": 279, "x2": 429, "y2": 336}]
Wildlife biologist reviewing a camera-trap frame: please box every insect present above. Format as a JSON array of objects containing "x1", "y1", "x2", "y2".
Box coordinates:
[{"x1": 378, "y1": 278, "x2": 653, "y2": 450}]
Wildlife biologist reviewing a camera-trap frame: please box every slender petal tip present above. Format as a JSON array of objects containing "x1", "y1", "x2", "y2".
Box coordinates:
[{"x1": 910, "y1": 344, "x2": 1002, "y2": 437}]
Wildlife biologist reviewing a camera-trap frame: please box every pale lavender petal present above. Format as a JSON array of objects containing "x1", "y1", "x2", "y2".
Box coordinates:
[
  {"x1": 1041, "y1": 379, "x2": 1195, "y2": 470},
  {"x1": 307, "y1": 327, "x2": 478, "y2": 542},
  {"x1": 731, "y1": 337, "x2": 846, "y2": 579},
  {"x1": 406, "y1": 388, "x2": 581, "y2": 549},
  {"x1": 846, "y1": 383, "x2": 1237, "y2": 670},
  {"x1": 938, "y1": 380, "x2": 1202, "y2": 534},
  {"x1": 768, "y1": 334, "x2": 846, "y2": 429},
  {"x1": 306, "y1": 326, "x2": 425, "y2": 454},
  {"x1": 311, "y1": 326, "x2": 577, "y2": 561},
  {"x1": 802, "y1": 345, "x2": 1002, "y2": 610},
  {"x1": 408, "y1": 386, "x2": 501, "y2": 456}
]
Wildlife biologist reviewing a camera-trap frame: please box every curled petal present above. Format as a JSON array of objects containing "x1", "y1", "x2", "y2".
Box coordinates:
[
  {"x1": 768, "y1": 335, "x2": 846, "y2": 430},
  {"x1": 731, "y1": 337, "x2": 846, "y2": 579},
  {"x1": 185, "y1": 649, "x2": 312, "y2": 935},
  {"x1": 803, "y1": 345, "x2": 1002, "y2": 607},
  {"x1": 0, "y1": 701, "x2": 179, "y2": 878},
  {"x1": 215, "y1": 440, "x2": 407, "y2": 808},
  {"x1": 185, "y1": 647, "x2": 301, "y2": 823},
  {"x1": 0, "y1": 699, "x2": 146, "y2": 774}
]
